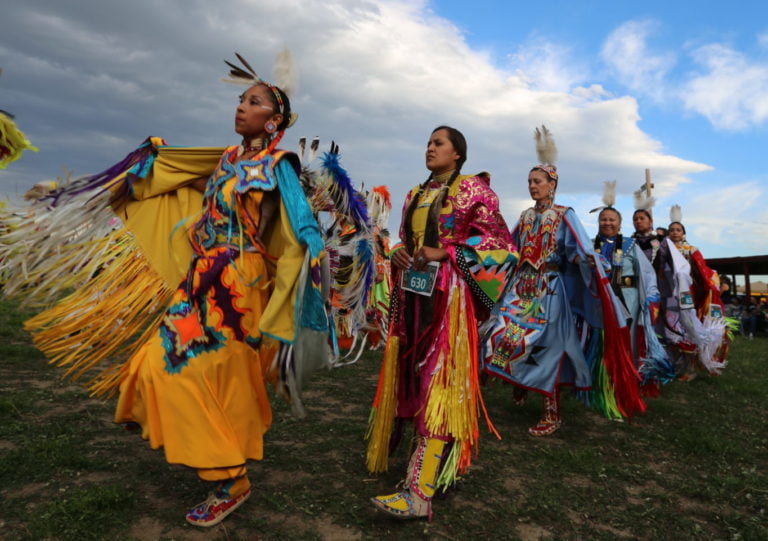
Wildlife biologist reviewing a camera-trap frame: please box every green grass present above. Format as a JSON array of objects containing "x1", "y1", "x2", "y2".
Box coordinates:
[{"x1": 0, "y1": 298, "x2": 766, "y2": 540}]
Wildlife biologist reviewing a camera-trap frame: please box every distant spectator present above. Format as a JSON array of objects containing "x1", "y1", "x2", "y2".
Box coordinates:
[
  {"x1": 742, "y1": 297, "x2": 759, "y2": 339},
  {"x1": 655, "y1": 226, "x2": 668, "y2": 237},
  {"x1": 757, "y1": 303, "x2": 768, "y2": 335},
  {"x1": 720, "y1": 278, "x2": 733, "y2": 305}
]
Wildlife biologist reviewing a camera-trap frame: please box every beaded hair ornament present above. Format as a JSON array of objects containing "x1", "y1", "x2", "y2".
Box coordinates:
[
  {"x1": 532, "y1": 125, "x2": 558, "y2": 182},
  {"x1": 667, "y1": 205, "x2": 687, "y2": 241},
  {"x1": 669, "y1": 204, "x2": 682, "y2": 225},
  {"x1": 589, "y1": 180, "x2": 618, "y2": 214}
]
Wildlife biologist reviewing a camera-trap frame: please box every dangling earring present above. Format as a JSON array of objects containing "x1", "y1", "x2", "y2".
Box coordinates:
[{"x1": 265, "y1": 121, "x2": 276, "y2": 134}]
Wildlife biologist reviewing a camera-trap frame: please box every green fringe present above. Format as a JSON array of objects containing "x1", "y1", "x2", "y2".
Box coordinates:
[
  {"x1": 725, "y1": 316, "x2": 740, "y2": 341},
  {"x1": 435, "y1": 442, "x2": 461, "y2": 491},
  {"x1": 589, "y1": 332, "x2": 623, "y2": 420}
]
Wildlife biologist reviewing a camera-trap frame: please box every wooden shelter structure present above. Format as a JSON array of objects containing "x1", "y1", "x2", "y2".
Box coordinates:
[{"x1": 706, "y1": 255, "x2": 768, "y2": 297}]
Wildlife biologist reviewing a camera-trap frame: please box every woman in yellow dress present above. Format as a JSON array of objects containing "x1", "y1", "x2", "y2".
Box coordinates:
[{"x1": 111, "y1": 58, "x2": 327, "y2": 527}]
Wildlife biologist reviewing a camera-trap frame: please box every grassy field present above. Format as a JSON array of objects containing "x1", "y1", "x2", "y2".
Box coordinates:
[{"x1": 1, "y1": 298, "x2": 766, "y2": 540}]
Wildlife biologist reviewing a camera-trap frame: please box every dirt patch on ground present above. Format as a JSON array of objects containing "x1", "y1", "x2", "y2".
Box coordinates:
[
  {"x1": 516, "y1": 523, "x2": 552, "y2": 540},
  {"x1": 503, "y1": 476, "x2": 526, "y2": 492},
  {"x1": 592, "y1": 522, "x2": 633, "y2": 538},
  {"x1": 563, "y1": 475, "x2": 597, "y2": 489},
  {"x1": 566, "y1": 509, "x2": 586, "y2": 525},
  {"x1": 265, "y1": 511, "x2": 363, "y2": 540},
  {"x1": 677, "y1": 496, "x2": 718, "y2": 514},
  {"x1": 268, "y1": 439, "x2": 309, "y2": 449},
  {"x1": 74, "y1": 472, "x2": 114, "y2": 485},
  {"x1": 130, "y1": 518, "x2": 213, "y2": 541},
  {"x1": 5, "y1": 482, "x2": 48, "y2": 499},
  {"x1": 128, "y1": 517, "x2": 165, "y2": 541},
  {"x1": 33, "y1": 398, "x2": 106, "y2": 420},
  {"x1": 625, "y1": 480, "x2": 663, "y2": 495},
  {"x1": 262, "y1": 469, "x2": 312, "y2": 486},
  {"x1": 451, "y1": 495, "x2": 487, "y2": 512},
  {"x1": 0, "y1": 439, "x2": 17, "y2": 450},
  {"x1": 313, "y1": 410, "x2": 356, "y2": 423},
  {"x1": 314, "y1": 516, "x2": 362, "y2": 541},
  {"x1": 51, "y1": 384, "x2": 88, "y2": 395},
  {"x1": 26, "y1": 379, "x2": 55, "y2": 389}
]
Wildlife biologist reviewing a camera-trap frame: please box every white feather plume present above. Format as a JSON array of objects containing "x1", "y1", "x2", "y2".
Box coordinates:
[
  {"x1": 298, "y1": 136, "x2": 306, "y2": 164},
  {"x1": 670, "y1": 204, "x2": 682, "y2": 223},
  {"x1": 308, "y1": 137, "x2": 320, "y2": 163},
  {"x1": 633, "y1": 189, "x2": 656, "y2": 211},
  {"x1": 273, "y1": 48, "x2": 297, "y2": 97},
  {"x1": 602, "y1": 180, "x2": 616, "y2": 208},
  {"x1": 534, "y1": 125, "x2": 557, "y2": 165}
]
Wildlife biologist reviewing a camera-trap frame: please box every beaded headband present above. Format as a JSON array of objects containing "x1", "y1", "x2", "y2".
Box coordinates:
[{"x1": 532, "y1": 164, "x2": 558, "y2": 181}]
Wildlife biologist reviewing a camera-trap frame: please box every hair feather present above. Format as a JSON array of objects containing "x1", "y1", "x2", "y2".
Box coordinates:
[
  {"x1": 602, "y1": 180, "x2": 616, "y2": 207},
  {"x1": 670, "y1": 204, "x2": 682, "y2": 223},
  {"x1": 534, "y1": 125, "x2": 557, "y2": 165},
  {"x1": 234, "y1": 52, "x2": 258, "y2": 77},
  {"x1": 273, "y1": 48, "x2": 297, "y2": 97},
  {"x1": 633, "y1": 188, "x2": 656, "y2": 211}
]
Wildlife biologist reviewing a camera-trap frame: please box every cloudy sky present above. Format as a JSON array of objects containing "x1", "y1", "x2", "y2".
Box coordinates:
[{"x1": 1, "y1": 0, "x2": 767, "y2": 259}]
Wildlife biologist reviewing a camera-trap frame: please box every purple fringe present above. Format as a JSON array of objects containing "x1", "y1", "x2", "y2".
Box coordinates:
[{"x1": 42, "y1": 137, "x2": 158, "y2": 207}]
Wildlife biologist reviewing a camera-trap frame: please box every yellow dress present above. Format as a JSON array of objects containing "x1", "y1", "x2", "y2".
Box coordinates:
[{"x1": 114, "y1": 145, "x2": 324, "y2": 480}]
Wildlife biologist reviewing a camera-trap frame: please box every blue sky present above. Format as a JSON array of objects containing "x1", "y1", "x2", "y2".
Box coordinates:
[
  {"x1": 429, "y1": 0, "x2": 768, "y2": 263},
  {"x1": 1, "y1": 0, "x2": 766, "y2": 264}
]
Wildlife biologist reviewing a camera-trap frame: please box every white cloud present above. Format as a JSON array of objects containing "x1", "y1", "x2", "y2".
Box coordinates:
[
  {"x1": 0, "y1": 1, "x2": 711, "y2": 242},
  {"x1": 599, "y1": 18, "x2": 768, "y2": 132},
  {"x1": 500, "y1": 196, "x2": 534, "y2": 223},
  {"x1": 508, "y1": 38, "x2": 587, "y2": 92},
  {"x1": 600, "y1": 19, "x2": 676, "y2": 101},
  {"x1": 654, "y1": 181, "x2": 768, "y2": 254},
  {"x1": 681, "y1": 43, "x2": 768, "y2": 130}
]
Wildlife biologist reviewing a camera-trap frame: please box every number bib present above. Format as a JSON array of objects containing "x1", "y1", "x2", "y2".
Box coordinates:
[{"x1": 401, "y1": 262, "x2": 440, "y2": 296}]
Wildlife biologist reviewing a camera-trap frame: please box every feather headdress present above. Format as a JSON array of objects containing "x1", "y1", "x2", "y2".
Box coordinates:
[
  {"x1": 309, "y1": 137, "x2": 320, "y2": 163},
  {"x1": 589, "y1": 180, "x2": 617, "y2": 213},
  {"x1": 669, "y1": 204, "x2": 682, "y2": 224},
  {"x1": 532, "y1": 125, "x2": 558, "y2": 181},
  {"x1": 633, "y1": 187, "x2": 656, "y2": 211},
  {"x1": 367, "y1": 186, "x2": 391, "y2": 231},
  {"x1": 272, "y1": 49, "x2": 297, "y2": 98},
  {"x1": 223, "y1": 52, "x2": 264, "y2": 86},
  {"x1": 534, "y1": 125, "x2": 557, "y2": 165},
  {"x1": 223, "y1": 50, "x2": 298, "y2": 129}
]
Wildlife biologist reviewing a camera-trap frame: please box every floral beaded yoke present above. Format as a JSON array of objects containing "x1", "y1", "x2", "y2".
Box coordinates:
[{"x1": 159, "y1": 147, "x2": 327, "y2": 375}]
